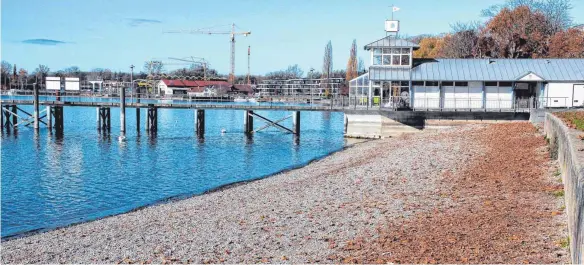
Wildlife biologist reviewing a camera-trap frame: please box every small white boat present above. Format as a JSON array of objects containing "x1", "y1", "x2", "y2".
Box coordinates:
[
  {"x1": 248, "y1": 98, "x2": 257, "y2": 103},
  {"x1": 234, "y1": 97, "x2": 248, "y2": 102}
]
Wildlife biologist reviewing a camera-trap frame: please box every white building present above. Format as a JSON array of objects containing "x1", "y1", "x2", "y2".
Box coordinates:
[
  {"x1": 257, "y1": 78, "x2": 345, "y2": 97},
  {"x1": 156, "y1": 79, "x2": 189, "y2": 96},
  {"x1": 349, "y1": 36, "x2": 584, "y2": 110}
]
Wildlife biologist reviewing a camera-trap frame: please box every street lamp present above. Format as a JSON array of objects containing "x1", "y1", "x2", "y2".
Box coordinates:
[{"x1": 309, "y1": 68, "x2": 315, "y2": 105}]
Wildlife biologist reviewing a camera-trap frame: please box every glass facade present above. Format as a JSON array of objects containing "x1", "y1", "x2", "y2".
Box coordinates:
[
  {"x1": 349, "y1": 73, "x2": 372, "y2": 106},
  {"x1": 372, "y1": 48, "x2": 411, "y2": 66}
]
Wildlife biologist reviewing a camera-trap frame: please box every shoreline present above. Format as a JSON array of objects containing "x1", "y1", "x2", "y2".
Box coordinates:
[
  {"x1": 1, "y1": 138, "x2": 372, "y2": 242},
  {"x1": 1, "y1": 123, "x2": 568, "y2": 264}
]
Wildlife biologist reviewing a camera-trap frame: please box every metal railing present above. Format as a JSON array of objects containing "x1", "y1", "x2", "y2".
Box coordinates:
[{"x1": 0, "y1": 89, "x2": 574, "y2": 112}]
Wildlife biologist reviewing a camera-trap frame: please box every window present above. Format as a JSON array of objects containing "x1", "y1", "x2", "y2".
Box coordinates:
[
  {"x1": 499, "y1": 82, "x2": 513, "y2": 87},
  {"x1": 455, "y1": 82, "x2": 468, "y2": 87},
  {"x1": 392, "y1": 55, "x2": 400, "y2": 65},
  {"x1": 401, "y1": 54, "x2": 410, "y2": 65},
  {"x1": 485, "y1": 82, "x2": 498, "y2": 87},
  {"x1": 383, "y1": 56, "x2": 391, "y2": 65},
  {"x1": 372, "y1": 47, "x2": 411, "y2": 66},
  {"x1": 426, "y1": 81, "x2": 439, "y2": 86},
  {"x1": 373, "y1": 56, "x2": 382, "y2": 65},
  {"x1": 390, "y1": 81, "x2": 410, "y2": 97},
  {"x1": 412, "y1": 81, "x2": 424, "y2": 86},
  {"x1": 442, "y1": 81, "x2": 454, "y2": 86}
]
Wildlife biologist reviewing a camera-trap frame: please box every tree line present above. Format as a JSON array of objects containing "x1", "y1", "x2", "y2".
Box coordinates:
[{"x1": 412, "y1": 0, "x2": 584, "y2": 59}]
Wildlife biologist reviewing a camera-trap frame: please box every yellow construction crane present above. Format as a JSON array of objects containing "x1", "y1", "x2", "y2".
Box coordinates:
[{"x1": 165, "y1": 23, "x2": 251, "y2": 84}]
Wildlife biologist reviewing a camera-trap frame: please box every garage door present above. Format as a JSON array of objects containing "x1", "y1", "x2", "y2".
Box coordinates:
[
  {"x1": 573, "y1": 84, "x2": 584, "y2": 107},
  {"x1": 413, "y1": 86, "x2": 440, "y2": 109}
]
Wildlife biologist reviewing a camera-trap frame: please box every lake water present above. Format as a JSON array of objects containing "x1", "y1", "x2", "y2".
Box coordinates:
[{"x1": 0, "y1": 97, "x2": 346, "y2": 237}]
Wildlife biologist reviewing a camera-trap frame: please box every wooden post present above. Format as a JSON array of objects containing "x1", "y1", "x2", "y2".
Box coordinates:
[
  {"x1": 1, "y1": 106, "x2": 4, "y2": 131},
  {"x1": 11, "y1": 105, "x2": 17, "y2": 126},
  {"x1": 106, "y1": 107, "x2": 111, "y2": 131},
  {"x1": 293, "y1": 111, "x2": 300, "y2": 135},
  {"x1": 146, "y1": 107, "x2": 157, "y2": 132},
  {"x1": 153, "y1": 107, "x2": 157, "y2": 131},
  {"x1": 33, "y1": 83, "x2": 40, "y2": 130},
  {"x1": 97, "y1": 107, "x2": 101, "y2": 131},
  {"x1": 146, "y1": 108, "x2": 150, "y2": 132},
  {"x1": 196, "y1": 109, "x2": 205, "y2": 137},
  {"x1": 47, "y1": 106, "x2": 52, "y2": 129},
  {"x1": 120, "y1": 85, "x2": 126, "y2": 134},
  {"x1": 244, "y1": 110, "x2": 253, "y2": 134},
  {"x1": 136, "y1": 108, "x2": 140, "y2": 132},
  {"x1": 54, "y1": 106, "x2": 64, "y2": 133}
]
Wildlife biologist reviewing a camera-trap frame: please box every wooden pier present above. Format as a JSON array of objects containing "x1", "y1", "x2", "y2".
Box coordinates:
[{"x1": 0, "y1": 89, "x2": 322, "y2": 136}]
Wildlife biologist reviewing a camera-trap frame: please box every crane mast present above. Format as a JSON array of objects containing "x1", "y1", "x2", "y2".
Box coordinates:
[
  {"x1": 164, "y1": 23, "x2": 251, "y2": 85},
  {"x1": 230, "y1": 23, "x2": 236, "y2": 84},
  {"x1": 247, "y1": 46, "x2": 251, "y2": 85}
]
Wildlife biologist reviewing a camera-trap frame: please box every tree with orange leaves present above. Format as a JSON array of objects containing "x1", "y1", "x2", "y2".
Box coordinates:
[
  {"x1": 484, "y1": 6, "x2": 553, "y2": 58},
  {"x1": 414, "y1": 37, "x2": 445, "y2": 58},
  {"x1": 549, "y1": 28, "x2": 584, "y2": 58}
]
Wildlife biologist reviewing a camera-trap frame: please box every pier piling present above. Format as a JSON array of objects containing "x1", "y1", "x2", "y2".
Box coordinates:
[
  {"x1": 96, "y1": 108, "x2": 101, "y2": 131},
  {"x1": 97, "y1": 107, "x2": 111, "y2": 131},
  {"x1": 136, "y1": 87, "x2": 141, "y2": 132},
  {"x1": 136, "y1": 108, "x2": 140, "y2": 131},
  {"x1": 196, "y1": 109, "x2": 205, "y2": 137},
  {"x1": 244, "y1": 110, "x2": 254, "y2": 134},
  {"x1": 11, "y1": 105, "x2": 17, "y2": 126},
  {"x1": 120, "y1": 86, "x2": 126, "y2": 134},
  {"x1": 33, "y1": 83, "x2": 40, "y2": 130},
  {"x1": 293, "y1": 111, "x2": 301, "y2": 135},
  {"x1": 147, "y1": 107, "x2": 158, "y2": 132},
  {"x1": 52, "y1": 106, "x2": 64, "y2": 133},
  {"x1": 47, "y1": 106, "x2": 52, "y2": 129}
]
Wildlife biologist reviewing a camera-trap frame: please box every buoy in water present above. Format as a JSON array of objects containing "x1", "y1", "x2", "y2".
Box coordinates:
[
  {"x1": 118, "y1": 135, "x2": 127, "y2": 142},
  {"x1": 221, "y1": 128, "x2": 227, "y2": 134}
]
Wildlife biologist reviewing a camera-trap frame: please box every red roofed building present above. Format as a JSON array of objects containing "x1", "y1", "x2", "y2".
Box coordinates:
[{"x1": 157, "y1": 79, "x2": 189, "y2": 96}]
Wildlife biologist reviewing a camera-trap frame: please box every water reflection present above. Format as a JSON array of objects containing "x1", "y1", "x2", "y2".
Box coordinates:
[{"x1": 1, "y1": 106, "x2": 345, "y2": 237}]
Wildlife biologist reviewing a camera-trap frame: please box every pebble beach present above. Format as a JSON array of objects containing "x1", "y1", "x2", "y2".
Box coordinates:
[{"x1": 1, "y1": 122, "x2": 569, "y2": 263}]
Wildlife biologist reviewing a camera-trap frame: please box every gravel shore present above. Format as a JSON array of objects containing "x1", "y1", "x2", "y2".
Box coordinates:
[{"x1": 1, "y1": 122, "x2": 568, "y2": 263}]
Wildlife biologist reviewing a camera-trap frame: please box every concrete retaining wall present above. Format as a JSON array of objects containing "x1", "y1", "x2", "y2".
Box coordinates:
[
  {"x1": 344, "y1": 111, "x2": 530, "y2": 138},
  {"x1": 544, "y1": 112, "x2": 584, "y2": 264}
]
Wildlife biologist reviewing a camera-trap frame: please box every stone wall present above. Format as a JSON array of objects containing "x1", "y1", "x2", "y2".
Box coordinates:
[{"x1": 544, "y1": 112, "x2": 584, "y2": 264}]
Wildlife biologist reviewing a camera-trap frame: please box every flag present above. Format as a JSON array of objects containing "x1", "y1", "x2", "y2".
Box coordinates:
[{"x1": 392, "y1": 6, "x2": 400, "y2": 12}]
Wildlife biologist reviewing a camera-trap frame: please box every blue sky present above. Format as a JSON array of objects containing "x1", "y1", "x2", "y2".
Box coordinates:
[{"x1": 2, "y1": 0, "x2": 583, "y2": 75}]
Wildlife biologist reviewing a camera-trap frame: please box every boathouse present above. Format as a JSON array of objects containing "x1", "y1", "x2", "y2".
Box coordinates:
[{"x1": 349, "y1": 36, "x2": 584, "y2": 110}]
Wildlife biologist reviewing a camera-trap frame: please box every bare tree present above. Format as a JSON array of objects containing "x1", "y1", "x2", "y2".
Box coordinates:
[
  {"x1": 143, "y1": 61, "x2": 164, "y2": 77},
  {"x1": 34, "y1": 64, "x2": 50, "y2": 89},
  {"x1": 63, "y1": 66, "x2": 81, "y2": 77},
  {"x1": 265, "y1": 64, "x2": 304, "y2": 79},
  {"x1": 18, "y1": 68, "x2": 28, "y2": 90},
  {"x1": 1, "y1": 61, "x2": 12, "y2": 89},
  {"x1": 441, "y1": 21, "x2": 481, "y2": 58},
  {"x1": 322, "y1": 41, "x2": 333, "y2": 96}
]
